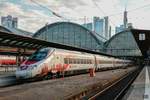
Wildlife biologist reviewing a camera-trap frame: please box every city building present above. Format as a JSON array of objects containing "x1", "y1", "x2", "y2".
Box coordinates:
[
  {"x1": 1, "y1": 15, "x2": 18, "y2": 28},
  {"x1": 115, "y1": 10, "x2": 133, "y2": 34},
  {"x1": 123, "y1": 10, "x2": 128, "y2": 29},
  {"x1": 115, "y1": 25, "x2": 124, "y2": 33},
  {"x1": 104, "y1": 16, "x2": 109, "y2": 39},
  {"x1": 82, "y1": 16, "x2": 110, "y2": 40},
  {"x1": 0, "y1": 15, "x2": 33, "y2": 37},
  {"x1": 109, "y1": 26, "x2": 111, "y2": 38},
  {"x1": 93, "y1": 16, "x2": 104, "y2": 37}
]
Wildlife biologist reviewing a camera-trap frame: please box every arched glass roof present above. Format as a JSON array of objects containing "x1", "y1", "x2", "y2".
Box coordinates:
[
  {"x1": 104, "y1": 30, "x2": 142, "y2": 56},
  {"x1": 33, "y1": 22, "x2": 104, "y2": 51}
]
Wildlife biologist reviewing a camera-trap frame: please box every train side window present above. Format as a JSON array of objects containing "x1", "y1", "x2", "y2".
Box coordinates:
[
  {"x1": 90, "y1": 60, "x2": 92, "y2": 64},
  {"x1": 72, "y1": 59, "x2": 74, "y2": 64},
  {"x1": 68, "y1": 58, "x2": 70, "y2": 63},
  {"x1": 77, "y1": 59, "x2": 79, "y2": 64},
  {"x1": 64, "y1": 58, "x2": 68, "y2": 64},
  {"x1": 80, "y1": 59, "x2": 82, "y2": 64},
  {"x1": 87, "y1": 59, "x2": 89, "y2": 64},
  {"x1": 82, "y1": 59, "x2": 84, "y2": 64},
  {"x1": 84, "y1": 59, "x2": 86, "y2": 64},
  {"x1": 69, "y1": 58, "x2": 72, "y2": 64},
  {"x1": 83, "y1": 59, "x2": 85, "y2": 64},
  {"x1": 73, "y1": 59, "x2": 76, "y2": 64},
  {"x1": 77, "y1": 59, "x2": 80, "y2": 64}
]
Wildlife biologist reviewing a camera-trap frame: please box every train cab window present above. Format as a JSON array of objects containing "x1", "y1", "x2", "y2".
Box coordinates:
[{"x1": 28, "y1": 48, "x2": 49, "y2": 61}]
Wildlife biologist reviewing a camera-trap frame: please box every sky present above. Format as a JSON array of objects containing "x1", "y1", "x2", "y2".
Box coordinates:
[{"x1": 0, "y1": 0, "x2": 150, "y2": 34}]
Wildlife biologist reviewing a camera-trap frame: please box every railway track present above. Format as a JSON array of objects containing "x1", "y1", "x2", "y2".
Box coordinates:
[
  {"x1": 84, "y1": 68, "x2": 141, "y2": 100},
  {"x1": 66, "y1": 67, "x2": 142, "y2": 100}
]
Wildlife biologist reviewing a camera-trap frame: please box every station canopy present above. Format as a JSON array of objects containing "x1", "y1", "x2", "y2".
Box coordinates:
[{"x1": 33, "y1": 22, "x2": 104, "y2": 52}]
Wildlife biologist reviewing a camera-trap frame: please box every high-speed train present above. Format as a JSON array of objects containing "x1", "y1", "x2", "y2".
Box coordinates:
[{"x1": 16, "y1": 48, "x2": 132, "y2": 79}]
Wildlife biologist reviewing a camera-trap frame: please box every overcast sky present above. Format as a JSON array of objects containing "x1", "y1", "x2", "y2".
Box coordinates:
[{"x1": 0, "y1": 0, "x2": 150, "y2": 34}]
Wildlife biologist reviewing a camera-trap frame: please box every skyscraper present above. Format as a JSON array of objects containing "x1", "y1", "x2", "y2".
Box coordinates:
[
  {"x1": 123, "y1": 10, "x2": 128, "y2": 29},
  {"x1": 82, "y1": 16, "x2": 110, "y2": 40},
  {"x1": 1, "y1": 15, "x2": 18, "y2": 28},
  {"x1": 93, "y1": 17, "x2": 104, "y2": 36},
  {"x1": 104, "y1": 16, "x2": 109, "y2": 39},
  {"x1": 115, "y1": 25, "x2": 124, "y2": 33},
  {"x1": 109, "y1": 26, "x2": 111, "y2": 38}
]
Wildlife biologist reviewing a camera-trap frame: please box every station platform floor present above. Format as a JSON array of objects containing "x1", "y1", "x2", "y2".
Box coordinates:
[
  {"x1": 122, "y1": 66, "x2": 150, "y2": 100},
  {"x1": 0, "y1": 67, "x2": 135, "y2": 100}
]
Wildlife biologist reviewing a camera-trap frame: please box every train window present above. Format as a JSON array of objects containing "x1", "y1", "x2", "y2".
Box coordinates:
[
  {"x1": 78, "y1": 59, "x2": 81, "y2": 64},
  {"x1": 69, "y1": 58, "x2": 72, "y2": 64},
  {"x1": 64, "y1": 58, "x2": 67, "y2": 64},
  {"x1": 72, "y1": 59, "x2": 75, "y2": 64},
  {"x1": 71, "y1": 59, "x2": 74, "y2": 64},
  {"x1": 77, "y1": 59, "x2": 79, "y2": 64},
  {"x1": 80, "y1": 59, "x2": 82, "y2": 64},
  {"x1": 86, "y1": 59, "x2": 88, "y2": 64},
  {"x1": 90, "y1": 60, "x2": 92, "y2": 64},
  {"x1": 86, "y1": 59, "x2": 89, "y2": 64},
  {"x1": 82, "y1": 59, "x2": 84, "y2": 64},
  {"x1": 83, "y1": 59, "x2": 85, "y2": 64}
]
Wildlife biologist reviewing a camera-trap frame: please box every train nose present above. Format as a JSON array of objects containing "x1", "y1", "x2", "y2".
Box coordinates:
[{"x1": 15, "y1": 70, "x2": 32, "y2": 79}]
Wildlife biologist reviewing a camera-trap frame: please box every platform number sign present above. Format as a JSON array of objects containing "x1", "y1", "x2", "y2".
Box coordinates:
[{"x1": 139, "y1": 33, "x2": 145, "y2": 41}]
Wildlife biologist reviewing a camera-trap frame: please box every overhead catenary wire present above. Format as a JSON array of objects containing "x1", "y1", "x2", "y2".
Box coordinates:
[
  {"x1": 30, "y1": 0, "x2": 68, "y2": 21},
  {"x1": 92, "y1": 0, "x2": 116, "y2": 26},
  {"x1": 21, "y1": 0, "x2": 150, "y2": 27}
]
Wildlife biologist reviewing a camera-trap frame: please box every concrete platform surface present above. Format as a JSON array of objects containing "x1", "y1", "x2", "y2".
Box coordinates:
[
  {"x1": 0, "y1": 67, "x2": 135, "y2": 100},
  {"x1": 122, "y1": 66, "x2": 150, "y2": 100}
]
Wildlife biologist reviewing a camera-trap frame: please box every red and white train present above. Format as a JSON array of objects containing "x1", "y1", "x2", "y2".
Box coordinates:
[{"x1": 16, "y1": 48, "x2": 132, "y2": 79}]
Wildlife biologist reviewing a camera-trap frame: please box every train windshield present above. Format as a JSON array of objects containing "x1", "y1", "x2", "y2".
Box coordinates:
[{"x1": 28, "y1": 48, "x2": 50, "y2": 61}]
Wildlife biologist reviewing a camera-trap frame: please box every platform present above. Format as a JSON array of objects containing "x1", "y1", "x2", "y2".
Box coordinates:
[
  {"x1": 0, "y1": 67, "x2": 135, "y2": 100},
  {"x1": 122, "y1": 66, "x2": 150, "y2": 100}
]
